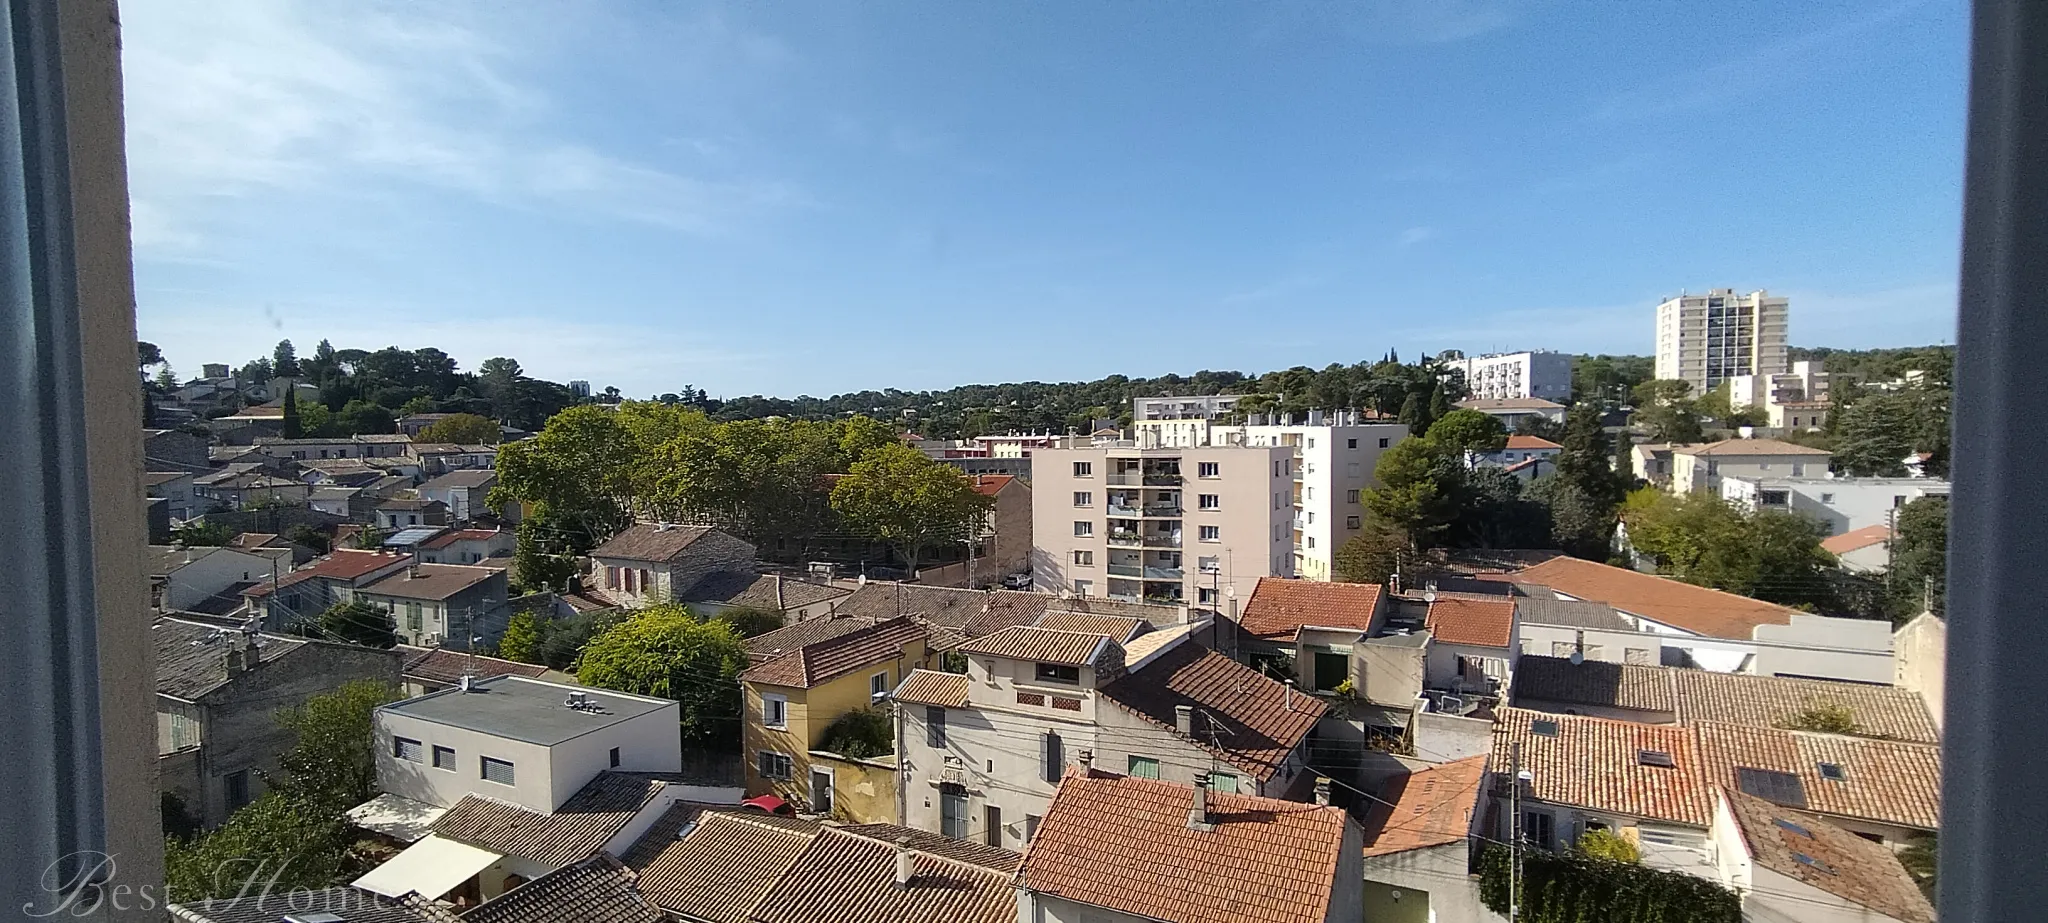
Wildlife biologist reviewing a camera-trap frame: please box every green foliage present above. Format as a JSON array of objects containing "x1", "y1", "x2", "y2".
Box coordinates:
[
  {"x1": 1572, "y1": 354, "x2": 1655, "y2": 407},
  {"x1": 268, "y1": 680, "x2": 398, "y2": 815},
  {"x1": 1889, "y1": 495, "x2": 1947, "y2": 618},
  {"x1": 528, "y1": 609, "x2": 624, "y2": 671},
  {"x1": 1332, "y1": 523, "x2": 1406, "y2": 584},
  {"x1": 1630, "y1": 379, "x2": 1706, "y2": 444},
  {"x1": 349, "y1": 524, "x2": 388, "y2": 549},
  {"x1": 1899, "y1": 833, "x2": 1937, "y2": 900},
  {"x1": 336, "y1": 399, "x2": 396, "y2": 435},
  {"x1": 170, "y1": 518, "x2": 233, "y2": 547},
  {"x1": 577, "y1": 605, "x2": 748, "y2": 747},
  {"x1": 161, "y1": 792, "x2": 199, "y2": 841},
  {"x1": 819, "y1": 707, "x2": 895, "y2": 759},
  {"x1": 138, "y1": 340, "x2": 164, "y2": 368},
  {"x1": 1477, "y1": 842, "x2": 1739, "y2": 923},
  {"x1": 1622, "y1": 489, "x2": 1839, "y2": 609},
  {"x1": 318, "y1": 600, "x2": 397, "y2": 649},
  {"x1": 498, "y1": 611, "x2": 542, "y2": 663},
  {"x1": 512, "y1": 520, "x2": 577, "y2": 592},
  {"x1": 1774, "y1": 701, "x2": 1861, "y2": 735},
  {"x1": 281, "y1": 387, "x2": 303, "y2": 439},
  {"x1": 416, "y1": 412, "x2": 500, "y2": 445},
  {"x1": 711, "y1": 606, "x2": 784, "y2": 639},
  {"x1": 284, "y1": 524, "x2": 331, "y2": 554},
  {"x1": 1574, "y1": 828, "x2": 1641, "y2": 863},
  {"x1": 1362, "y1": 437, "x2": 1458, "y2": 543},
  {"x1": 492, "y1": 405, "x2": 643, "y2": 552},
  {"x1": 829, "y1": 442, "x2": 995, "y2": 576},
  {"x1": 1426, "y1": 409, "x2": 1508, "y2": 455}
]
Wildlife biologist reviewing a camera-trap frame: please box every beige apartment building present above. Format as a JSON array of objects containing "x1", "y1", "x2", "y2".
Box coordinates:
[
  {"x1": 1654, "y1": 288, "x2": 1789, "y2": 396},
  {"x1": 1031, "y1": 444, "x2": 1294, "y2": 612}
]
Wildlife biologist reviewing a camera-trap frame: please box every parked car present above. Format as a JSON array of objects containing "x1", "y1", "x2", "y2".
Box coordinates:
[{"x1": 1000, "y1": 572, "x2": 1033, "y2": 590}]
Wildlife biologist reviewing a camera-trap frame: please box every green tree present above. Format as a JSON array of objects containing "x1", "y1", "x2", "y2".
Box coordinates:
[
  {"x1": 138, "y1": 340, "x2": 164, "y2": 369},
  {"x1": 1361, "y1": 438, "x2": 1458, "y2": 544},
  {"x1": 492, "y1": 405, "x2": 641, "y2": 552},
  {"x1": 267, "y1": 680, "x2": 397, "y2": 815},
  {"x1": 1332, "y1": 522, "x2": 1406, "y2": 584},
  {"x1": 416, "y1": 412, "x2": 500, "y2": 445},
  {"x1": 318, "y1": 600, "x2": 397, "y2": 649},
  {"x1": 1900, "y1": 834, "x2": 1937, "y2": 900},
  {"x1": 819, "y1": 707, "x2": 894, "y2": 759},
  {"x1": 1424, "y1": 409, "x2": 1508, "y2": 456},
  {"x1": 1540, "y1": 404, "x2": 1630, "y2": 559},
  {"x1": 711, "y1": 606, "x2": 784, "y2": 639},
  {"x1": 829, "y1": 442, "x2": 994, "y2": 577},
  {"x1": 1774, "y1": 701, "x2": 1860, "y2": 735},
  {"x1": 350, "y1": 524, "x2": 388, "y2": 550},
  {"x1": 1622, "y1": 489, "x2": 1839, "y2": 609},
  {"x1": 512, "y1": 520, "x2": 577, "y2": 593},
  {"x1": 152, "y1": 365, "x2": 180, "y2": 392},
  {"x1": 498, "y1": 611, "x2": 542, "y2": 663},
  {"x1": 284, "y1": 524, "x2": 331, "y2": 554},
  {"x1": 577, "y1": 605, "x2": 748, "y2": 747},
  {"x1": 1574, "y1": 828, "x2": 1641, "y2": 863},
  {"x1": 281, "y1": 387, "x2": 303, "y2": 439},
  {"x1": 170, "y1": 519, "x2": 233, "y2": 547},
  {"x1": 1831, "y1": 393, "x2": 1917, "y2": 476},
  {"x1": 336, "y1": 399, "x2": 396, "y2": 435},
  {"x1": 1889, "y1": 495, "x2": 1948, "y2": 617},
  {"x1": 164, "y1": 792, "x2": 353, "y2": 902},
  {"x1": 1631, "y1": 379, "x2": 1705, "y2": 444},
  {"x1": 272, "y1": 339, "x2": 302, "y2": 380}
]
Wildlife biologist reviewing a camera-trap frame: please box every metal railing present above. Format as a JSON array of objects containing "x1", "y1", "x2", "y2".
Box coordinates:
[
  {"x1": 1107, "y1": 532, "x2": 1142, "y2": 547},
  {"x1": 1143, "y1": 474, "x2": 1184, "y2": 486},
  {"x1": 1107, "y1": 564, "x2": 1143, "y2": 578},
  {"x1": 1106, "y1": 504, "x2": 1140, "y2": 517},
  {"x1": 1142, "y1": 535, "x2": 1182, "y2": 548},
  {"x1": 1106, "y1": 474, "x2": 1142, "y2": 486},
  {"x1": 1141, "y1": 505, "x2": 1183, "y2": 518},
  {"x1": 1143, "y1": 567, "x2": 1184, "y2": 580}
]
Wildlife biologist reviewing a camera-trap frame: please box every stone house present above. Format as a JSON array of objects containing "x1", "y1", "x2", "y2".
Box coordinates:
[{"x1": 588, "y1": 524, "x2": 757, "y2": 609}]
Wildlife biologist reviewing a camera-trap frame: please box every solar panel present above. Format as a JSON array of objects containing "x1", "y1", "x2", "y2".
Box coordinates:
[
  {"x1": 1793, "y1": 853, "x2": 1837, "y2": 875},
  {"x1": 1637, "y1": 749, "x2": 1675, "y2": 768},
  {"x1": 1737, "y1": 767, "x2": 1809, "y2": 809},
  {"x1": 1773, "y1": 817, "x2": 1813, "y2": 838},
  {"x1": 1531, "y1": 719, "x2": 1560, "y2": 738},
  {"x1": 1817, "y1": 761, "x2": 1848, "y2": 782},
  {"x1": 383, "y1": 527, "x2": 443, "y2": 547}
]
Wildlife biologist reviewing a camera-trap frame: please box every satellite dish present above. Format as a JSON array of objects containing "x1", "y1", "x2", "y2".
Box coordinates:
[{"x1": 1570, "y1": 649, "x2": 1585, "y2": 666}]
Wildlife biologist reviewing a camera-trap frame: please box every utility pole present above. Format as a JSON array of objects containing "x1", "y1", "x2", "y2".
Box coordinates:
[{"x1": 1509, "y1": 741, "x2": 1522, "y2": 923}]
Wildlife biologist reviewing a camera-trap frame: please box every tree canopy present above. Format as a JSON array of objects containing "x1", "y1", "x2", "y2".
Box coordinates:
[
  {"x1": 576, "y1": 605, "x2": 748, "y2": 747},
  {"x1": 317, "y1": 600, "x2": 398, "y2": 649},
  {"x1": 1621, "y1": 488, "x2": 1839, "y2": 610},
  {"x1": 829, "y1": 443, "x2": 994, "y2": 577},
  {"x1": 416, "y1": 412, "x2": 501, "y2": 444}
]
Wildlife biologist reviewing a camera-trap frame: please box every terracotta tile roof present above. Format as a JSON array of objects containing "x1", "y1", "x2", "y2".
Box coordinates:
[
  {"x1": 1018, "y1": 770, "x2": 1354, "y2": 923},
  {"x1": 359, "y1": 563, "x2": 500, "y2": 602},
  {"x1": 562, "y1": 589, "x2": 622, "y2": 612},
  {"x1": 1033, "y1": 611, "x2": 1148, "y2": 641},
  {"x1": 833, "y1": 823, "x2": 1022, "y2": 871},
  {"x1": 461, "y1": 852, "x2": 662, "y2": 923},
  {"x1": 1509, "y1": 556, "x2": 1798, "y2": 639},
  {"x1": 1673, "y1": 438, "x2": 1832, "y2": 457},
  {"x1": 627, "y1": 807, "x2": 815, "y2": 922},
  {"x1": 750, "y1": 826, "x2": 1019, "y2": 923},
  {"x1": 1424, "y1": 596, "x2": 1515, "y2": 647},
  {"x1": 1720, "y1": 789, "x2": 1935, "y2": 923},
  {"x1": 431, "y1": 772, "x2": 675, "y2": 867},
  {"x1": 1361, "y1": 756, "x2": 1487, "y2": 857},
  {"x1": 1493, "y1": 708, "x2": 1714, "y2": 827},
  {"x1": 1239, "y1": 577, "x2": 1382, "y2": 641},
  {"x1": 1822, "y1": 524, "x2": 1892, "y2": 555},
  {"x1": 292, "y1": 549, "x2": 412, "y2": 581},
  {"x1": 1100, "y1": 641, "x2": 1325, "y2": 782},
  {"x1": 420, "y1": 528, "x2": 504, "y2": 549},
  {"x1": 740, "y1": 617, "x2": 925, "y2": 689},
  {"x1": 827, "y1": 583, "x2": 1055, "y2": 643},
  {"x1": 1505, "y1": 435, "x2": 1562, "y2": 450},
  {"x1": 1672, "y1": 670, "x2": 1939, "y2": 744},
  {"x1": 955, "y1": 625, "x2": 1112, "y2": 666},
  {"x1": 170, "y1": 887, "x2": 445, "y2": 923},
  {"x1": 966, "y1": 473, "x2": 1015, "y2": 496},
  {"x1": 590, "y1": 523, "x2": 721, "y2": 563},
  {"x1": 743, "y1": 616, "x2": 887, "y2": 661},
  {"x1": 892, "y1": 669, "x2": 970, "y2": 708},
  {"x1": 1119, "y1": 622, "x2": 1197, "y2": 663},
  {"x1": 1511, "y1": 655, "x2": 1677, "y2": 713},
  {"x1": 1694, "y1": 723, "x2": 1941, "y2": 830},
  {"x1": 400, "y1": 648, "x2": 549, "y2": 686},
  {"x1": 681, "y1": 572, "x2": 849, "y2": 610}
]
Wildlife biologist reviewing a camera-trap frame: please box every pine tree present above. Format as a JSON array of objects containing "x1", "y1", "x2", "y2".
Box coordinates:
[{"x1": 281, "y1": 387, "x2": 303, "y2": 438}]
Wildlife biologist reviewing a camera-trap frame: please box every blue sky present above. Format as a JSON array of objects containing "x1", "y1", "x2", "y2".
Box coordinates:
[{"x1": 125, "y1": 0, "x2": 1967, "y2": 399}]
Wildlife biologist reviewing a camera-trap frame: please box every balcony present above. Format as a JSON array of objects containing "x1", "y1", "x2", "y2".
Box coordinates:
[
  {"x1": 1106, "y1": 474, "x2": 1142, "y2": 486},
  {"x1": 1106, "y1": 504, "x2": 1140, "y2": 517},
  {"x1": 1144, "y1": 593, "x2": 1185, "y2": 605},
  {"x1": 1141, "y1": 505, "x2": 1183, "y2": 518},
  {"x1": 1142, "y1": 567, "x2": 1183, "y2": 580},
  {"x1": 1143, "y1": 473, "x2": 1184, "y2": 486},
  {"x1": 1107, "y1": 563, "x2": 1143, "y2": 578},
  {"x1": 1107, "y1": 532, "x2": 1142, "y2": 548},
  {"x1": 1142, "y1": 535, "x2": 1182, "y2": 549}
]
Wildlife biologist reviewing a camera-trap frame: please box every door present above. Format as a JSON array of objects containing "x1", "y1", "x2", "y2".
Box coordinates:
[
  {"x1": 1313, "y1": 651, "x2": 1349, "y2": 692},
  {"x1": 810, "y1": 767, "x2": 833, "y2": 816},
  {"x1": 940, "y1": 784, "x2": 968, "y2": 839},
  {"x1": 984, "y1": 805, "x2": 1003, "y2": 847}
]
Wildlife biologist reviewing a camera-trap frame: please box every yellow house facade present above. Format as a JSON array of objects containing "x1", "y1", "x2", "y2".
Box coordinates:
[{"x1": 739, "y1": 616, "x2": 931, "y2": 824}]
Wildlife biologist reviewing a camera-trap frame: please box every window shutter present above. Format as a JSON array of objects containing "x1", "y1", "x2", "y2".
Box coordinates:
[
  {"x1": 927, "y1": 706, "x2": 946, "y2": 748},
  {"x1": 1042, "y1": 731, "x2": 1063, "y2": 783}
]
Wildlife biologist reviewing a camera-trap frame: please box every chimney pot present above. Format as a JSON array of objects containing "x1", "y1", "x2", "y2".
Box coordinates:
[
  {"x1": 893, "y1": 838, "x2": 915, "y2": 888},
  {"x1": 1077, "y1": 749, "x2": 1093, "y2": 769},
  {"x1": 1175, "y1": 704, "x2": 1195, "y2": 736},
  {"x1": 1188, "y1": 774, "x2": 1213, "y2": 830},
  {"x1": 1314, "y1": 777, "x2": 1332, "y2": 806}
]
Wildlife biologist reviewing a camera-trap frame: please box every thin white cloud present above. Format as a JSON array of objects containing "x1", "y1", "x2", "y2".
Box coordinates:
[
  {"x1": 1399, "y1": 226, "x2": 1437, "y2": 246},
  {"x1": 120, "y1": 1, "x2": 800, "y2": 254}
]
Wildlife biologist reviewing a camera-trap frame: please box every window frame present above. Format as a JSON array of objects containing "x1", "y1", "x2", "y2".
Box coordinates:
[
  {"x1": 394, "y1": 736, "x2": 424, "y2": 762},
  {"x1": 1127, "y1": 755, "x2": 1161, "y2": 779},
  {"x1": 1034, "y1": 662, "x2": 1080, "y2": 685},
  {"x1": 432, "y1": 745, "x2": 457, "y2": 771},
  {"x1": 870, "y1": 670, "x2": 892, "y2": 702},
  {"x1": 926, "y1": 705, "x2": 947, "y2": 748},
  {"x1": 1198, "y1": 525, "x2": 1220, "y2": 542},
  {"x1": 1073, "y1": 461, "x2": 1093, "y2": 477},
  {"x1": 480, "y1": 756, "x2": 516, "y2": 786},
  {"x1": 762, "y1": 693, "x2": 788, "y2": 729},
  {"x1": 758, "y1": 750, "x2": 794, "y2": 781}
]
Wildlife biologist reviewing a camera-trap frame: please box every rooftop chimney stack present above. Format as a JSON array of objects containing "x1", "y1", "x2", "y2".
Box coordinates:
[
  {"x1": 1077, "y1": 749, "x2": 1093, "y2": 770},
  {"x1": 459, "y1": 672, "x2": 474, "y2": 693},
  {"x1": 1284, "y1": 679, "x2": 1295, "y2": 712},
  {"x1": 893, "y1": 838, "x2": 915, "y2": 888},
  {"x1": 1188, "y1": 774, "x2": 1214, "y2": 831},
  {"x1": 1175, "y1": 704, "x2": 1195, "y2": 736},
  {"x1": 1314, "y1": 777, "x2": 1332, "y2": 806}
]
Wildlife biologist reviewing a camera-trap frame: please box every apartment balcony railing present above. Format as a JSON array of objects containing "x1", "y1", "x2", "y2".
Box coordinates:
[
  {"x1": 1144, "y1": 593, "x2": 1185, "y2": 605},
  {"x1": 1107, "y1": 563, "x2": 1144, "y2": 578},
  {"x1": 1107, "y1": 531, "x2": 1142, "y2": 547},
  {"x1": 1106, "y1": 474, "x2": 1143, "y2": 486},
  {"x1": 1106, "y1": 504, "x2": 1140, "y2": 517},
  {"x1": 1142, "y1": 535, "x2": 1182, "y2": 548},
  {"x1": 1141, "y1": 505, "x2": 1183, "y2": 518},
  {"x1": 1143, "y1": 474, "x2": 1184, "y2": 486},
  {"x1": 1143, "y1": 567, "x2": 1184, "y2": 580},
  {"x1": 1107, "y1": 593, "x2": 1143, "y2": 604}
]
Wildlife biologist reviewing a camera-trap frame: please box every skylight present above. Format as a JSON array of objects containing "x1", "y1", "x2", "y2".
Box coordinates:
[
  {"x1": 1531, "y1": 719, "x2": 1559, "y2": 738},
  {"x1": 1793, "y1": 853, "x2": 1837, "y2": 875},
  {"x1": 1817, "y1": 761, "x2": 1848, "y2": 782},
  {"x1": 1637, "y1": 749, "x2": 1675, "y2": 768},
  {"x1": 1773, "y1": 818, "x2": 1813, "y2": 838},
  {"x1": 1736, "y1": 767, "x2": 1809, "y2": 809}
]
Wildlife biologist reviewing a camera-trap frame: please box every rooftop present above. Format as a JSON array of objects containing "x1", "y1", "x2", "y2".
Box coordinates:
[
  {"x1": 1511, "y1": 655, "x2": 1675, "y2": 713},
  {"x1": 155, "y1": 617, "x2": 311, "y2": 701},
  {"x1": 1694, "y1": 722, "x2": 1941, "y2": 831},
  {"x1": 679, "y1": 571, "x2": 849, "y2": 610},
  {"x1": 433, "y1": 772, "x2": 684, "y2": 868},
  {"x1": 1423, "y1": 596, "x2": 1516, "y2": 647},
  {"x1": 1505, "y1": 434, "x2": 1562, "y2": 450},
  {"x1": 1493, "y1": 707, "x2": 1714, "y2": 827},
  {"x1": 460, "y1": 852, "x2": 662, "y2": 923},
  {"x1": 1018, "y1": 770, "x2": 1353, "y2": 923},
  {"x1": 966, "y1": 473, "x2": 1016, "y2": 496},
  {"x1": 1100, "y1": 639, "x2": 1325, "y2": 782},
  {"x1": 167, "y1": 887, "x2": 444, "y2": 923},
  {"x1": 1509, "y1": 556, "x2": 1798, "y2": 640},
  {"x1": 1672, "y1": 438, "x2": 1832, "y2": 457},
  {"x1": 1033, "y1": 610, "x2": 1149, "y2": 642},
  {"x1": 1510, "y1": 655, "x2": 1940, "y2": 744},
  {"x1": 1511, "y1": 598, "x2": 1633, "y2": 631},
  {"x1": 397, "y1": 646, "x2": 550, "y2": 685},
  {"x1": 740, "y1": 616, "x2": 927, "y2": 688},
  {"x1": 380, "y1": 675, "x2": 673, "y2": 746},
  {"x1": 955, "y1": 624, "x2": 1112, "y2": 666},
  {"x1": 1362, "y1": 756, "x2": 1487, "y2": 857},
  {"x1": 743, "y1": 615, "x2": 888, "y2": 660},
  {"x1": 590, "y1": 523, "x2": 722, "y2": 563},
  {"x1": 359, "y1": 562, "x2": 500, "y2": 601},
  {"x1": 419, "y1": 469, "x2": 498, "y2": 490},
  {"x1": 1720, "y1": 789, "x2": 1935, "y2": 923},
  {"x1": 1821, "y1": 524, "x2": 1893, "y2": 555},
  {"x1": 1456, "y1": 397, "x2": 1566, "y2": 411},
  {"x1": 1239, "y1": 577, "x2": 1381, "y2": 641},
  {"x1": 893, "y1": 669, "x2": 971, "y2": 708},
  {"x1": 420, "y1": 528, "x2": 507, "y2": 550}
]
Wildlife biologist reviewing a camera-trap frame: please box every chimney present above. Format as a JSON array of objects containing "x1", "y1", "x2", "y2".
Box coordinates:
[
  {"x1": 1390, "y1": 571, "x2": 1402, "y2": 596},
  {"x1": 1175, "y1": 704, "x2": 1196, "y2": 737},
  {"x1": 1077, "y1": 749, "x2": 1093, "y2": 770},
  {"x1": 1284, "y1": 679, "x2": 1295, "y2": 712},
  {"x1": 1188, "y1": 774, "x2": 1214, "y2": 830},
  {"x1": 459, "y1": 672, "x2": 474, "y2": 693},
  {"x1": 1314, "y1": 777, "x2": 1332, "y2": 806},
  {"x1": 226, "y1": 646, "x2": 251, "y2": 674},
  {"x1": 774, "y1": 573, "x2": 786, "y2": 611},
  {"x1": 893, "y1": 838, "x2": 915, "y2": 888}
]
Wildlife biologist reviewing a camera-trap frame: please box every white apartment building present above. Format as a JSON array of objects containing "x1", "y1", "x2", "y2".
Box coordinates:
[
  {"x1": 1031, "y1": 444, "x2": 1295, "y2": 611},
  {"x1": 1207, "y1": 421, "x2": 1413, "y2": 581},
  {"x1": 1461, "y1": 350, "x2": 1573, "y2": 402},
  {"x1": 1132, "y1": 393, "x2": 1240, "y2": 421},
  {"x1": 1654, "y1": 289, "x2": 1790, "y2": 396},
  {"x1": 1720, "y1": 476, "x2": 1950, "y2": 536},
  {"x1": 1725, "y1": 359, "x2": 1831, "y2": 430}
]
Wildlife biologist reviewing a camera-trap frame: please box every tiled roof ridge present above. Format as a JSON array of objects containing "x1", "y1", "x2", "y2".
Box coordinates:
[{"x1": 825, "y1": 825, "x2": 1015, "y2": 877}]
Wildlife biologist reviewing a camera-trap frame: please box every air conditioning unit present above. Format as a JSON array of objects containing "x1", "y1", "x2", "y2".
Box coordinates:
[{"x1": 424, "y1": 633, "x2": 443, "y2": 646}]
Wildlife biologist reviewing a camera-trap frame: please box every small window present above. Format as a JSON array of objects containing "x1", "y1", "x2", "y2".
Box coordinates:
[
  {"x1": 481, "y1": 756, "x2": 516, "y2": 786},
  {"x1": 432, "y1": 745, "x2": 456, "y2": 770},
  {"x1": 1035, "y1": 663, "x2": 1080, "y2": 685},
  {"x1": 1531, "y1": 719, "x2": 1559, "y2": 738},
  {"x1": 610, "y1": 746, "x2": 622, "y2": 768},
  {"x1": 1073, "y1": 549, "x2": 1093, "y2": 566},
  {"x1": 1197, "y1": 462, "x2": 1219, "y2": 478},
  {"x1": 926, "y1": 706, "x2": 947, "y2": 748},
  {"x1": 1345, "y1": 516, "x2": 1361, "y2": 529},
  {"x1": 225, "y1": 770, "x2": 251, "y2": 811},
  {"x1": 1817, "y1": 761, "x2": 1847, "y2": 782},
  {"x1": 1207, "y1": 772, "x2": 1238, "y2": 793},
  {"x1": 394, "y1": 737, "x2": 424, "y2": 762},
  {"x1": 1347, "y1": 438, "x2": 1358, "y2": 449},
  {"x1": 1820, "y1": 493, "x2": 1835, "y2": 503},
  {"x1": 758, "y1": 751, "x2": 793, "y2": 781},
  {"x1": 1638, "y1": 750, "x2": 1675, "y2": 768},
  {"x1": 1379, "y1": 438, "x2": 1390, "y2": 448},
  {"x1": 1042, "y1": 731, "x2": 1064, "y2": 783},
  {"x1": 1073, "y1": 461, "x2": 1092, "y2": 477},
  {"x1": 1793, "y1": 853, "x2": 1837, "y2": 875},
  {"x1": 1198, "y1": 586, "x2": 1217, "y2": 604},
  {"x1": 1199, "y1": 525, "x2": 1220, "y2": 542},
  {"x1": 1073, "y1": 521, "x2": 1093, "y2": 537},
  {"x1": 1072, "y1": 579, "x2": 1092, "y2": 597},
  {"x1": 1198, "y1": 494, "x2": 1220, "y2": 510},
  {"x1": 763, "y1": 694, "x2": 788, "y2": 729},
  {"x1": 1346, "y1": 489, "x2": 1360, "y2": 503},
  {"x1": 1073, "y1": 491, "x2": 1092, "y2": 507},
  {"x1": 1198, "y1": 555, "x2": 1219, "y2": 573},
  {"x1": 1736, "y1": 767, "x2": 1808, "y2": 808},
  {"x1": 871, "y1": 671, "x2": 891, "y2": 701},
  {"x1": 1128, "y1": 755, "x2": 1161, "y2": 779}
]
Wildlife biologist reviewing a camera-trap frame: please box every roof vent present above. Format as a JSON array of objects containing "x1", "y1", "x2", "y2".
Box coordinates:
[
  {"x1": 893, "y1": 837, "x2": 916, "y2": 888},
  {"x1": 283, "y1": 914, "x2": 347, "y2": 923}
]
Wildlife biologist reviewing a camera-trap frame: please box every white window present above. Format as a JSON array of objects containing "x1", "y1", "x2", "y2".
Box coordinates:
[
  {"x1": 758, "y1": 751, "x2": 793, "y2": 780},
  {"x1": 1073, "y1": 491, "x2": 1092, "y2": 507},
  {"x1": 1073, "y1": 461, "x2": 1093, "y2": 477},
  {"x1": 871, "y1": 671, "x2": 891, "y2": 701},
  {"x1": 394, "y1": 737, "x2": 424, "y2": 762},
  {"x1": 1072, "y1": 579, "x2": 1093, "y2": 596},
  {"x1": 762, "y1": 694, "x2": 789, "y2": 729},
  {"x1": 1199, "y1": 525, "x2": 1220, "y2": 542},
  {"x1": 1198, "y1": 494, "x2": 1220, "y2": 510},
  {"x1": 1346, "y1": 489, "x2": 1360, "y2": 503},
  {"x1": 1073, "y1": 521, "x2": 1092, "y2": 537},
  {"x1": 1198, "y1": 556, "x2": 1219, "y2": 573},
  {"x1": 481, "y1": 756, "x2": 515, "y2": 785},
  {"x1": 1073, "y1": 550, "x2": 1093, "y2": 566},
  {"x1": 1198, "y1": 462, "x2": 1219, "y2": 478}
]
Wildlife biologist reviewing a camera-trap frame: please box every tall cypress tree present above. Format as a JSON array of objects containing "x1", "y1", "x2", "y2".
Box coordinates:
[{"x1": 282, "y1": 387, "x2": 303, "y2": 439}]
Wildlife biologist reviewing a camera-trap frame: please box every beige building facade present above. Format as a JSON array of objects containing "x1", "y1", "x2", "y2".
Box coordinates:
[{"x1": 1654, "y1": 288, "x2": 1790, "y2": 396}]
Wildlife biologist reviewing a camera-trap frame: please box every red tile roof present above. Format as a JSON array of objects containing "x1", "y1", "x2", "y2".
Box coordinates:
[
  {"x1": 893, "y1": 669, "x2": 970, "y2": 708},
  {"x1": 1693, "y1": 723, "x2": 1941, "y2": 831},
  {"x1": 1424, "y1": 596, "x2": 1515, "y2": 647},
  {"x1": 749, "y1": 826, "x2": 1018, "y2": 923},
  {"x1": 1720, "y1": 789, "x2": 1935, "y2": 923},
  {"x1": 1239, "y1": 578, "x2": 1381, "y2": 641},
  {"x1": 1099, "y1": 641, "x2": 1325, "y2": 783},
  {"x1": 626, "y1": 806, "x2": 816, "y2": 922},
  {"x1": 966, "y1": 474, "x2": 1016, "y2": 496},
  {"x1": 243, "y1": 549, "x2": 410, "y2": 597},
  {"x1": 400, "y1": 648, "x2": 549, "y2": 685},
  {"x1": 1018, "y1": 770, "x2": 1355, "y2": 923},
  {"x1": 1505, "y1": 435, "x2": 1562, "y2": 450},
  {"x1": 1821, "y1": 524, "x2": 1891, "y2": 555},
  {"x1": 422, "y1": 528, "x2": 506, "y2": 549},
  {"x1": 1033, "y1": 611, "x2": 1147, "y2": 642},
  {"x1": 740, "y1": 617, "x2": 925, "y2": 689},
  {"x1": 1362, "y1": 756, "x2": 1486, "y2": 857},
  {"x1": 955, "y1": 625, "x2": 1111, "y2": 666},
  {"x1": 1493, "y1": 708, "x2": 1715, "y2": 827},
  {"x1": 1510, "y1": 556, "x2": 1798, "y2": 640},
  {"x1": 1673, "y1": 438, "x2": 1831, "y2": 457}
]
